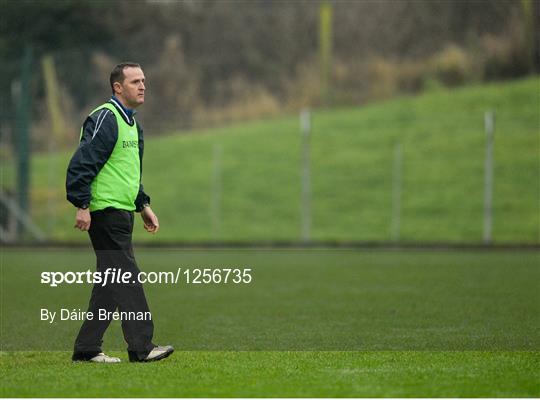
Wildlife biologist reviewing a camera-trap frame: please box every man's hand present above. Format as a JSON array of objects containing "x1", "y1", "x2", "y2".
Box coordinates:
[
  {"x1": 74, "y1": 208, "x2": 91, "y2": 231},
  {"x1": 141, "y1": 206, "x2": 159, "y2": 234}
]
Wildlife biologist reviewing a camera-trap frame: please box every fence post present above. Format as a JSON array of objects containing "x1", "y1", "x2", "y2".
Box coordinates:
[
  {"x1": 15, "y1": 45, "x2": 33, "y2": 238},
  {"x1": 391, "y1": 142, "x2": 402, "y2": 241},
  {"x1": 300, "y1": 108, "x2": 312, "y2": 242},
  {"x1": 42, "y1": 54, "x2": 63, "y2": 235},
  {"x1": 483, "y1": 111, "x2": 495, "y2": 244},
  {"x1": 211, "y1": 143, "x2": 222, "y2": 240}
]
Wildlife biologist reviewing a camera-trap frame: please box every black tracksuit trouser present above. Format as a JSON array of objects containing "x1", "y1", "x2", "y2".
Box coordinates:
[{"x1": 72, "y1": 208, "x2": 155, "y2": 361}]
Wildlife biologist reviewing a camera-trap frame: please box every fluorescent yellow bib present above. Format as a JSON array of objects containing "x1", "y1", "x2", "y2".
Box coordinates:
[{"x1": 88, "y1": 103, "x2": 140, "y2": 212}]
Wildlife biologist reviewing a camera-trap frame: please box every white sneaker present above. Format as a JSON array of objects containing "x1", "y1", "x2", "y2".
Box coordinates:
[
  {"x1": 131, "y1": 345, "x2": 174, "y2": 362},
  {"x1": 89, "y1": 352, "x2": 121, "y2": 363}
]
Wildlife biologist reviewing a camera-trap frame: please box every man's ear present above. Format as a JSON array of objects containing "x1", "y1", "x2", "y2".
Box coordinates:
[{"x1": 113, "y1": 81, "x2": 122, "y2": 95}]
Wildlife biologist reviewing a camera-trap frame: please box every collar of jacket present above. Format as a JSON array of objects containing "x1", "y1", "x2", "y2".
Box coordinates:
[{"x1": 109, "y1": 96, "x2": 137, "y2": 125}]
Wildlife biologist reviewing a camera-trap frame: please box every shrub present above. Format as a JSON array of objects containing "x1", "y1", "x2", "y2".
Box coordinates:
[
  {"x1": 429, "y1": 44, "x2": 472, "y2": 87},
  {"x1": 480, "y1": 28, "x2": 531, "y2": 80}
]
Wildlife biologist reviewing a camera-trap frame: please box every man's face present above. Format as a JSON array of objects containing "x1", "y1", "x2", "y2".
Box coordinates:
[{"x1": 115, "y1": 67, "x2": 146, "y2": 108}]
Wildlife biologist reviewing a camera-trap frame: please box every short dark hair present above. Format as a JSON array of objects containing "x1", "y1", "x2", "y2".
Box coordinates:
[{"x1": 110, "y1": 62, "x2": 141, "y2": 94}]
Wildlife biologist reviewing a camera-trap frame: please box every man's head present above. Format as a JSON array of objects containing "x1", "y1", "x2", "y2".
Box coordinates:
[{"x1": 110, "y1": 62, "x2": 145, "y2": 109}]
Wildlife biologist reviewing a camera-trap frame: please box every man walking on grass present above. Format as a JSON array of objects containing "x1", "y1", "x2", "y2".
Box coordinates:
[{"x1": 66, "y1": 62, "x2": 173, "y2": 363}]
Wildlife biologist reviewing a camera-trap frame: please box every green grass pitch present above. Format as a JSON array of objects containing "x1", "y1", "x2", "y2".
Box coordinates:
[
  {"x1": 2, "y1": 351, "x2": 538, "y2": 397},
  {"x1": 1, "y1": 248, "x2": 538, "y2": 397}
]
